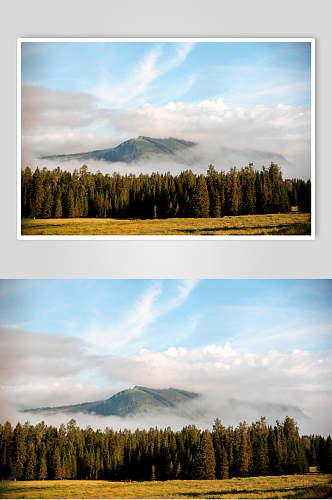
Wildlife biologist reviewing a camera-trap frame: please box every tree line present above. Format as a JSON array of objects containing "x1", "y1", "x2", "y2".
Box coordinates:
[
  {"x1": 0, "y1": 417, "x2": 331, "y2": 481},
  {"x1": 21, "y1": 163, "x2": 311, "y2": 220}
]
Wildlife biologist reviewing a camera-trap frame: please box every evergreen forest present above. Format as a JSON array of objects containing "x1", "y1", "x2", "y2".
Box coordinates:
[
  {"x1": 0, "y1": 417, "x2": 331, "y2": 481},
  {"x1": 21, "y1": 164, "x2": 311, "y2": 220}
]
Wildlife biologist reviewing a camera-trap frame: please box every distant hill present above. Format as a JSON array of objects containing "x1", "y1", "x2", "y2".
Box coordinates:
[
  {"x1": 41, "y1": 137, "x2": 196, "y2": 163},
  {"x1": 24, "y1": 386, "x2": 200, "y2": 417}
]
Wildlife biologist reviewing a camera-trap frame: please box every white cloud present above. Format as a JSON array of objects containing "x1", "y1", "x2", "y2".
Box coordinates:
[
  {"x1": 104, "y1": 97, "x2": 310, "y2": 177},
  {"x1": 1, "y1": 319, "x2": 331, "y2": 434},
  {"x1": 1, "y1": 381, "x2": 113, "y2": 412},
  {"x1": 97, "y1": 343, "x2": 332, "y2": 430},
  {"x1": 21, "y1": 85, "x2": 105, "y2": 134},
  {"x1": 21, "y1": 82, "x2": 311, "y2": 178},
  {"x1": 0, "y1": 325, "x2": 95, "y2": 383},
  {"x1": 110, "y1": 99, "x2": 309, "y2": 151}
]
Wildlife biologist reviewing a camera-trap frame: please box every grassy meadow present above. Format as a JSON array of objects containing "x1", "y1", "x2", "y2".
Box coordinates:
[
  {"x1": 21, "y1": 212, "x2": 311, "y2": 236},
  {"x1": 0, "y1": 474, "x2": 331, "y2": 499}
]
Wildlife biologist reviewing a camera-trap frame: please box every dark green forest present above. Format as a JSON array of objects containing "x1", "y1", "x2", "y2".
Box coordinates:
[
  {"x1": 21, "y1": 163, "x2": 311, "y2": 220},
  {"x1": 0, "y1": 417, "x2": 331, "y2": 481}
]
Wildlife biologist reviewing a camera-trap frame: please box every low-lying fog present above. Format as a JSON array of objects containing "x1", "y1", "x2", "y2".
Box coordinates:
[
  {"x1": 3, "y1": 392, "x2": 328, "y2": 436},
  {"x1": 23, "y1": 142, "x2": 307, "y2": 180}
]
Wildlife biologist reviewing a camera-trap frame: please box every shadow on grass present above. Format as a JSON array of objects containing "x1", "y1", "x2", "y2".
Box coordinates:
[
  {"x1": 22, "y1": 223, "x2": 65, "y2": 231},
  {"x1": 2, "y1": 482, "x2": 126, "y2": 494},
  {"x1": 1, "y1": 484, "x2": 55, "y2": 494},
  {"x1": 174, "y1": 223, "x2": 310, "y2": 235},
  {"x1": 177, "y1": 485, "x2": 316, "y2": 498},
  {"x1": 268, "y1": 223, "x2": 311, "y2": 235}
]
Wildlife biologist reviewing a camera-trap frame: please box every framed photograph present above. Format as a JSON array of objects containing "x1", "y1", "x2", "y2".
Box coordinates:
[
  {"x1": 0, "y1": 279, "x2": 331, "y2": 497},
  {"x1": 18, "y1": 38, "x2": 315, "y2": 239}
]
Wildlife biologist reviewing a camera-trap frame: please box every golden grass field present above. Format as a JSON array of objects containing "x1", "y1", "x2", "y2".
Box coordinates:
[
  {"x1": 21, "y1": 213, "x2": 311, "y2": 236},
  {"x1": 0, "y1": 474, "x2": 331, "y2": 499}
]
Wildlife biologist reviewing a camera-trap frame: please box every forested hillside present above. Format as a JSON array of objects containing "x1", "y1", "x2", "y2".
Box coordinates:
[
  {"x1": 21, "y1": 164, "x2": 311, "y2": 220},
  {"x1": 0, "y1": 417, "x2": 331, "y2": 481}
]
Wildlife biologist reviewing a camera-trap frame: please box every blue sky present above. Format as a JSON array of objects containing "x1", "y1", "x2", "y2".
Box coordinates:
[
  {"x1": 21, "y1": 40, "x2": 312, "y2": 179},
  {"x1": 0, "y1": 279, "x2": 330, "y2": 354},
  {"x1": 22, "y1": 41, "x2": 311, "y2": 108},
  {"x1": 0, "y1": 280, "x2": 331, "y2": 432}
]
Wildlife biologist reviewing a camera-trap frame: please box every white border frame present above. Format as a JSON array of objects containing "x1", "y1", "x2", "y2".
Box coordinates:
[{"x1": 17, "y1": 37, "x2": 315, "y2": 241}]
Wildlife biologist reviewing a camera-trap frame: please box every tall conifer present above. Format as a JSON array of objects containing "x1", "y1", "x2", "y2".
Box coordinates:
[
  {"x1": 190, "y1": 175, "x2": 210, "y2": 218},
  {"x1": 194, "y1": 430, "x2": 216, "y2": 479}
]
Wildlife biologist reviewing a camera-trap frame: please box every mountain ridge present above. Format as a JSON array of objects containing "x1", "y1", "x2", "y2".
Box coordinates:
[
  {"x1": 41, "y1": 136, "x2": 196, "y2": 163},
  {"x1": 24, "y1": 386, "x2": 200, "y2": 417}
]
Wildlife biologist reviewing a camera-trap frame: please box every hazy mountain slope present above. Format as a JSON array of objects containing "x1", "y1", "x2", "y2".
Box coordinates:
[
  {"x1": 24, "y1": 386, "x2": 200, "y2": 417},
  {"x1": 41, "y1": 137, "x2": 196, "y2": 163}
]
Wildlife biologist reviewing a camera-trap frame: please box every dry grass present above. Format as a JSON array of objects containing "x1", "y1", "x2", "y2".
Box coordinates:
[
  {"x1": 21, "y1": 213, "x2": 311, "y2": 236},
  {"x1": 0, "y1": 474, "x2": 331, "y2": 499}
]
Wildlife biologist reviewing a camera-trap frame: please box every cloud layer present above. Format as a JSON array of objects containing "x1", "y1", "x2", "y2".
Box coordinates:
[
  {"x1": 22, "y1": 84, "x2": 311, "y2": 179},
  {"x1": 1, "y1": 322, "x2": 331, "y2": 434}
]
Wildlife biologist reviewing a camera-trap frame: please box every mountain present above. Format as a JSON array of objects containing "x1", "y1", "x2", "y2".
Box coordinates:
[
  {"x1": 41, "y1": 137, "x2": 196, "y2": 163},
  {"x1": 24, "y1": 386, "x2": 200, "y2": 417}
]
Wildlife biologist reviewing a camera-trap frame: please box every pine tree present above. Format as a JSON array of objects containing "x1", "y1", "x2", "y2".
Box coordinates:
[
  {"x1": 324, "y1": 436, "x2": 332, "y2": 473},
  {"x1": 236, "y1": 423, "x2": 249, "y2": 477},
  {"x1": 226, "y1": 168, "x2": 240, "y2": 216},
  {"x1": 159, "y1": 186, "x2": 170, "y2": 218},
  {"x1": 0, "y1": 422, "x2": 13, "y2": 479},
  {"x1": 269, "y1": 163, "x2": 282, "y2": 213},
  {"x1": 207, "y1": 164, "x2": 221, "y2": 217},
  {"x1": 219, "y1": 448, "x2": 229, "y2": 479},
  {"x1": 268, "y1": 427, "x2": 282, "y2": 475},
  {"x1": 13, "y1": 423, "x2": 26, "y2": 480},
  {"x1": 33, "y1": 169, "x2": 45, "y2": 218},
  {"x1": 24, "y1": 441, "x2": 37, "y2": 480},
  {"x1": 251, "y1": 418, "x2": 269, "y2": 476},
  {"x1": 284, "y1": 417, "x2": 300, "y2": 474},
  {"x1": 67, "y1": 188, "x2": 75, "y2": 218},
  {"x1": 241, "y1": 164, "x2": 256, "y2": 214},
  {"x1": 194, "y1": 430, "x2": 216, "y2": 479},
  {"x1": 54, "y1": 190, "x2": 63, "y2": 218},
  {"x1": 37, "y1": 445, "x2": 48, "y2": 480},
  {"x1": 280, "y1": 184, "x2": 290, "y2": 213},
  {"x1": 43, "y1": 188, "x2": 53, "y2": 218},
  {"x1": 190, "y1": 175, "x2": 210, "y2": 218},
  {"x1": 21, "y1": 167, "x2": 34, "y2": 217},
  {"x1": 51, "y1": 447, "x2": 62, "y2": 479},
  {"x1": 296, "y1": 441, "x2": 308, "y2": 474}
]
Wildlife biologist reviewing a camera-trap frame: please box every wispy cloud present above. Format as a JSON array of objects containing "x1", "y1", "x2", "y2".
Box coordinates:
[
  {"x1": 94, "y1": 43, "x2": 195, "y2": 106},
  {"x1": 84, "y1": 280, "x2": 199, "y2": 353}
]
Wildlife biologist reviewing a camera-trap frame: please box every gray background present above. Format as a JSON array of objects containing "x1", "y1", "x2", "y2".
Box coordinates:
[{"x1": 1, "y1": 0, "x2": 331, "y2": 278}]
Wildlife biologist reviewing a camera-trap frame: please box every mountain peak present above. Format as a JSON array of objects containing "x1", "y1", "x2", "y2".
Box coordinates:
[
  {"x1": 41, "y1": 137, "x2": 196, "y2": 164},
  {"x1": 25, "y1": 386, "x2": 200, "y2": 417}
]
